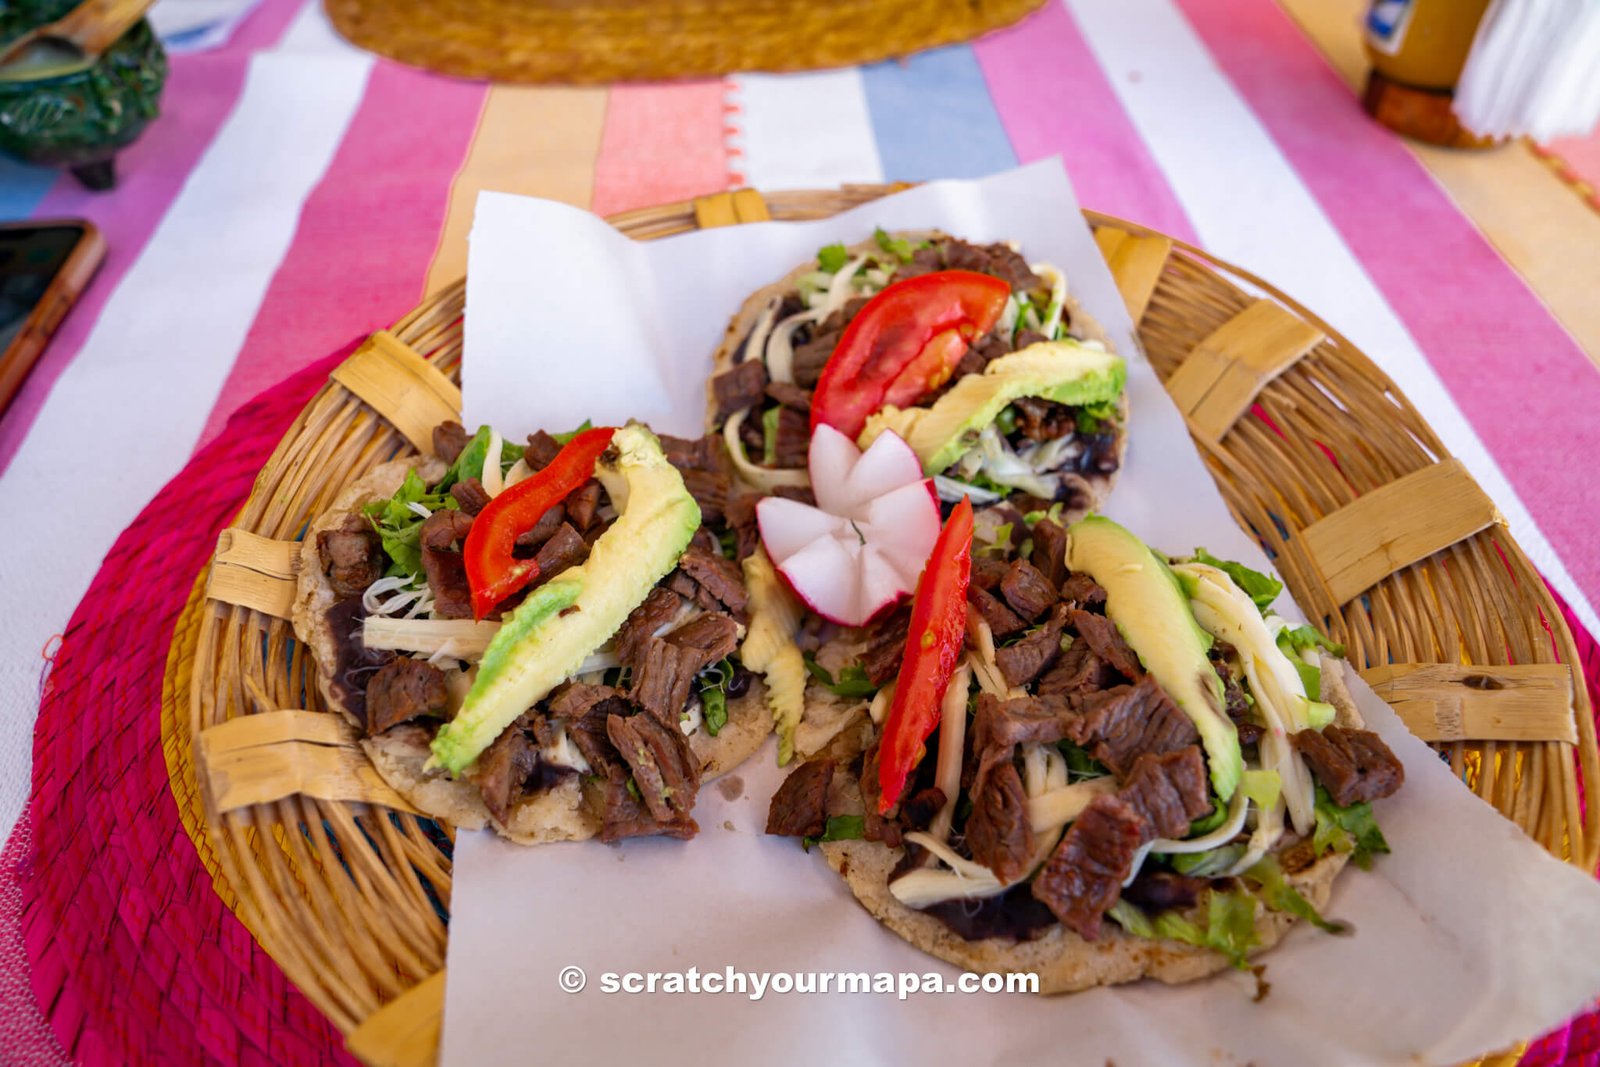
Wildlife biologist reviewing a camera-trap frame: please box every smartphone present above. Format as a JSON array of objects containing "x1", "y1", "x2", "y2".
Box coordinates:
[{"x1": 0, "y1": 220, "x2": 105, "y2": 416}]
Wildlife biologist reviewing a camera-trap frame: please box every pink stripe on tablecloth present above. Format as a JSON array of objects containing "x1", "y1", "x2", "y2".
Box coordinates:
[
  {"x1": 1176, "y1": 0, "x2": 1600, "y2": 614},
  {"x1": 0, "y1": 0, "x2": 308, "y2": 476},
  {"x1": 589, "y1": 82, "x2": 732, "y2": 217},
  {"x1": 972, "y1": 2, "x2": 1197, "y2": 241},
  {"x1": 196, "y1": 63, "x2": 485, "y2": 444}
]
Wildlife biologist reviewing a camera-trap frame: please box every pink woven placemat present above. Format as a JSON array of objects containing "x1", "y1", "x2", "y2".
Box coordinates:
[
  {"x1": 11, "y1": 336, "x2": 1600, "y2": 1064},
  {"x1": 20, "y1": 341, "x2": 363, "y2": 1066}
]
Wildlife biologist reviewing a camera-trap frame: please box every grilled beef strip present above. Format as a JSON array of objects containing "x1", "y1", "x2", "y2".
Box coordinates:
[
  {"x1": 1122, "y1": 870, "x2": 1208, "y2": 913},
  {"x1": 857, "y1": 606, "x2": 912, "y2": 687},
  {"x1": 365, "y1": 657, "x2": 449, "y2": 736},
  {"x1": 615, "y1": 587, "x2": 683, "y2": 669},
  {"x1": 432, "y1": 420, "x2": 469, "y2": 464},
  {"x1": 598, "y1": 763, "x2": 697, "y2": 842},
  {"x1": 995, "y1": 605, "x2": 1069, "y2": 688},
  {"x1": 1036, "y1": 641, "x2": 1113, "y2": 698},
  {"x1": 969, "y1": 586, "x2": 1027, "y2": 639},
  {"x1": 765, "y1": 759, "x2": 835, "y2": 837},
  {"x1": 1064, "y1": 675, "x2": 1200, "y2": 778},
  {"x1": 630, "y1": 613, "x2": 740, "y2": 725},
  {"x1": 607, "y1": 711, "x2": 700, "y2": 827},
  {"x1": 712, "y1": 360, "x2": 769, "y2": 423},
  {"x1": 1117, "y1": 746, "x2": 1213, "y2": 840},
  {"x1": 450, "y1": 477, "x2": 491, "y2": 516},
  {"x1": 1031, "y1": 794, "x2": 1149, "y2": 940},
  {"x1": 513, "y1": 503, "x2": 565, "y2": 552},
  {"x1": 1058, "y1": 572, "x2": 1107, "y2": 610},
  {"x1": 999, "y1": 558, "x2": 1057, "y2": 621},
  {"x1": 676, "y1": 546, "x2": 749, "y2": 618},
  {"x1": 1292, "y1": 726, "x2": 1404, "y2": 806},
  {"x1": 964, "y1": 760, "x2": 1034, "y2": 883},
  {"x1": 1065, "y1": 608, "x2": 1142, "y2": 680},
  {"x1": 419, "y1": 509, "x2": 475, "y2": 618},
  {"x1": 1029, "y1": 519, "x2": 1069, "y2": 587},
  {"x1": 532, "y1": 523, "x2": 587, "y2": 583},
  {"x1": 765, "y1": 381, "x2": 812, "y2": 413},
  {"x1": 772, "y1": 408, "x2": 811, "y2": 468},
  {"x1": 971, "y1": 555, "x2": 1011, "y2": 592},
  {"x1": 523, "y1": 430, "x2": 563, "y2": 471},
  {"x1": 564, "y1": 480, "x2": 602, "y2": 532},
  {"x1": 475, "y1": 716, "x2": 540, "y2": 824},
  {"x1": 318, "y1": 516, "x2": 385, "y2": 599}
]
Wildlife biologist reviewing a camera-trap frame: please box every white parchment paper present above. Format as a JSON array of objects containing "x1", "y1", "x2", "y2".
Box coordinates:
[{"x1": 447, "y1": 161, "x2": 1600, "y2": 1066}]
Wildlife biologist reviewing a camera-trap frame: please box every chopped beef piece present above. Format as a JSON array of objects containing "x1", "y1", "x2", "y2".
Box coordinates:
[
  {"x1": 547, "y1": 682, "x2": 623, "y2": 722},
  {"x1": 532, "y1": 523, "x2": 587, "y2": 581},
  {"x1": 1118, "y1": 747, "x2": 1213, "y2": 839},
  {"x1": 941, "y1": 239, "x2": 1045, "y2": 295},
  {"x1": 1015, "y1": 329, "x2": 1049, "y2": 349},
  {"x1": 630, "y1": 613, "x2": 740, "y2": 724},
  {"x1": 1036, "y1": 641, "x2": 1113, "y2": 698},
  {"x1": 970, "y1": 586, "x2": 1027, "y2": 639},
  {"x1": 680, "y1": 469, "x2": 729, "y2": 526},
  {"x1": 765, "y1": 381, "x2": 812, "y2": 412},
  {"x1": 568, "y1": 702, "x2": 624, "y2": 775},
  {"x1": 564, "y1": 480, "x2": 602, "y2": 532},
  {"x1": 725, "y1": 492, "x2": 761, "y2": 562},
  {"x1": 1292, "y1": 726, "x2": 1405, "y2": 806},
  {"x1": 677, "y1": 546, "x2": 748, "y2": 616},
  {"x1": 475, "y1": 717, "x2": 539, "y2": 823},
  {"x1": 433, "y1": 420, "x2": 469, "y2": 464},
  {"x1": 1079, "y1": 428, "x2": 1121, "y2": 475},
  {"x1": 690, "y1": 527, "x2": 720, "y2": 555},
  {"x1": 1065, "y1": 676, "x2": 1199, "y2": 778},
  {"x1": 772, "y1": 408, "x2": 811, "y2": 468},
  {"x1": 859, "y1": 742, "x2": 902, "y2": 848},
  {"x1": 765, "y1": 760, "x2": 835, "y2": 837},
  {"x1": 615, "y1": 586, "x2": 683, "y2": 670},
  {"x1": 971, "y1": 556, "x2": 1011, "y2": 592},
  {"x1": 712, "y1": 360, "x2": 769, "y2": 422},
  {"x1": 892, "y1": 244, "x2": 944, "y2": 281},
  {"x1": 523, "y1": 430, "x2": 563, "y2": 471},
  {"x1": 450, "y1": 477, "x2": 491, "y2": 516},
  {"x1": 513, "y1": 503, "x2": 565, "y2": 553},
  {"x1": 1030, "y1": 519, "x2": 1069, "y2": 587},
  {"x1": 598, "y1": 764, "x2": 697, "y2": 842},
  {"x1": 419, "y1": 509, "x2": 474, "y2": 619},
  {"x1": 1066, "y1": 608, "x2": 1142, "y2": 679},
  {"x1": 951, "y1": 344, "x2": 987, "y2": 380},
  {"x1": 971, "y1": 693, "x2": 1076, "y2": 760},
  {"x1": 995, "y1": 606, "x2": 1069, "y2": 688},
  {"x1": 1058, "y1": 572, "x2": 1107, "y2": 609},
  {"x1": 1212, "y1": 655, "x2": 1260, "y2": 745},
  {"x1": 1013, "y1": 397, "x2": 1077, "y2": 442},
  {"x1": 965, "y1": 761, "x2": 1034, "y2": 883},
  {"x1": 365, "y1": 658, "x2": 449, "y2": 736},
  {"x1": 318, "y1": 516, "x2": 384, "y2": 599},
  {"x1": 1031, "y1": 794, "x2": 1148, "y2": 940},
  {"x1": 658, "y1": 433, "x2": 719, "y2": 471},
  {"x1": 607, "y1": 712, "x2": 700, "y2": 823},
  {"x1": 326, "y1": 596, "x2": 395, "y2": 725},
  {"x1": 790, "y1": 298, "x2": 864, "y2": 389},
  {"x1": 1000, "y1": 559, "x2": 1057, "y2": 621},
  {"x1": 1122, "y1": 870, "x2": 1207, "y2": 913},
  {"x1": 900, "y1": 786, "x2": 946, "y2": 831},
  {"x1": 857, "y1": 606, "x2": 912, "y2": 686}
]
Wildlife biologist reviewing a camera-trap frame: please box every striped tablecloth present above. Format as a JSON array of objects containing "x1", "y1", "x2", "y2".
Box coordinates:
[{"x1": 1, "y1": 0, "x2": 1598, "y2": 1062}]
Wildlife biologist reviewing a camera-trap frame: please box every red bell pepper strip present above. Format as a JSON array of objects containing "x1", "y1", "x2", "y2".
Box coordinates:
[
  {"x1": 811, "y1": 270, "x2": 1010, "y2": 441},
  {"x1": 463, "y1": 426, "x2": 616, "y2": 620},
  {"x1": 877, "y1": 496, "x2": 974, "y2": 814}
]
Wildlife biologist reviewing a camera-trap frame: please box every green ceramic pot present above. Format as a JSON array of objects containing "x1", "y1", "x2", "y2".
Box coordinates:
[{"x1": 0, "y1": 1, "x2": 167, "y2": 190}]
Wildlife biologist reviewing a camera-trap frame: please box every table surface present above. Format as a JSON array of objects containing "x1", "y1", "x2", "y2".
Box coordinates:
[{"x1": 1, "y1": 0, "x2": 1598, "y2": 1063}]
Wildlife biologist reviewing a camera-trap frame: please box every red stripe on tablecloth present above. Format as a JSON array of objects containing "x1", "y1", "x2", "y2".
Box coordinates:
[
  {"x1": 0, "y1": 0, "x2": 308, "y2": 476},
  {"x1": 196, "y1": 62, "x2": 485, "y2": 445},
  {"x1": 1176, "y1": 0, "x2": 1600, "y2": 617},
  {"x1": 589, "y1": 81, "x2": 733, "y2": 217},
  {"x1": 971, "y1": 1, "x2": 1197, "y2": 241}
]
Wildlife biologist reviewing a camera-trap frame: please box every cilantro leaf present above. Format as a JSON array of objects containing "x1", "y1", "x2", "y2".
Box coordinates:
[
  {"x1": 803, "y1": 654, "x2": 879, "y2": 699},
  {"x1": 817, "y1": 243, "x2": 849, "y2": 273},
  {"x1": 874, "y1": 227, "x2": 915, "y2": 263},
  {"x1": 363, "y1": 468, "x2": 458, "y2": 578}
]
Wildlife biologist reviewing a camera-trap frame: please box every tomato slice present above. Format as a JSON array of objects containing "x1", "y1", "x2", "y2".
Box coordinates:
[
  {"x1": 462, "y1": 426, "x2": 616, "y2": 620},
  {"x1": 877, "y1": 496, "x2": 974, "y2": 814},
  {"x1": 810, "y1": 270, "x2": 1010, "y2": 440}
]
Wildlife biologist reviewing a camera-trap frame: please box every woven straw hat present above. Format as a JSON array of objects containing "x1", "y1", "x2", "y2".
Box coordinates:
[{"x1": 323, "y1": 0, "x2": 1045, "y2": 83}]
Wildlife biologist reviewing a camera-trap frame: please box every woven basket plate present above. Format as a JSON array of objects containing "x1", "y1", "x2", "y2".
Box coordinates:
[{"x1": 174, "y1": 185, "x2": 1597, "y2": 1067}]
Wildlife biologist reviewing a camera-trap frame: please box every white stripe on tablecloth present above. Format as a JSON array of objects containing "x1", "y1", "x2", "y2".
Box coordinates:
[
  {"x1": 726, "y1": 70, "x2": 885, "y2": 191},
  {"x1": 1063, "y1": 0, "x2": 1600, "y2": 639},
  {"x1": 0, "y1": 1, "x2": 375, "y2": 841}
]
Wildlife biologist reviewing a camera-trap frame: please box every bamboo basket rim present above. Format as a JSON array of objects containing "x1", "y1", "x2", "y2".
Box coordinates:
[{"x1": 173, "y1": 183, "x2": 1594, "y2": 1067}]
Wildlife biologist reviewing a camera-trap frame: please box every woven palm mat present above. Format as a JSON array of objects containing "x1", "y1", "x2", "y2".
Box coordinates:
[{"x1": 13, "y1": 333, "x2": 1600, "y2": 1064}]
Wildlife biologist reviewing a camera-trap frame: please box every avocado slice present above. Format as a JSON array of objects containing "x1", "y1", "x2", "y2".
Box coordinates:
[
  {"x1": 858, "y1": 340, "x2": 1126, "y2": 475},
  {"x1": 430, "y1": 425, "x2": 701, "y2": 775},
  {"x1": 1066, "y1": 516, "x2": 1242, "y2": 800}
]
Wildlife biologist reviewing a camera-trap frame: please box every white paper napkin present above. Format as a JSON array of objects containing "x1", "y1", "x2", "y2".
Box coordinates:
[{"x1": 447, "y1": 160, "x2": 1600, "y2": 1066}]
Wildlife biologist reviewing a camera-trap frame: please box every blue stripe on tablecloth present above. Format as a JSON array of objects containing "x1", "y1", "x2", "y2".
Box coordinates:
[
  {"x1": 858, "y1": 43, "x2": 1017, "y2": 181},
  {"x1": 0, "y1": 158, "x2": 58, "y2": 221}
]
